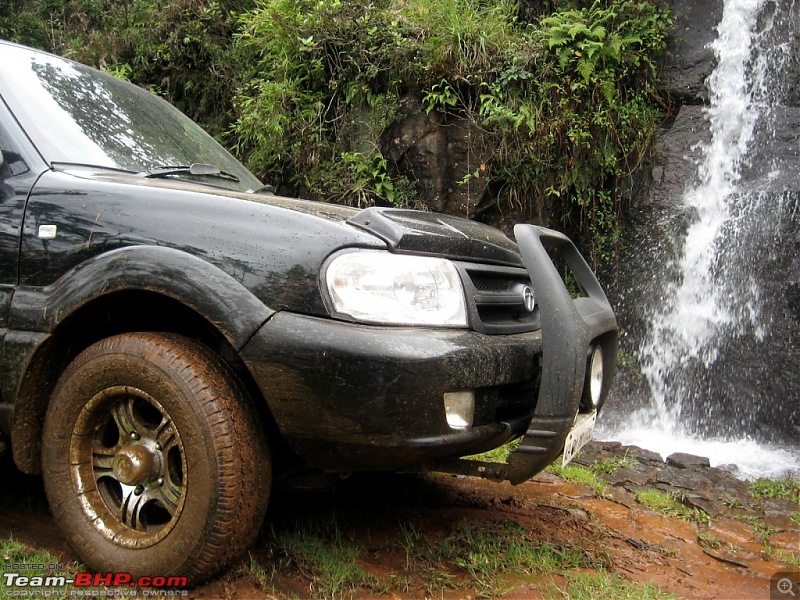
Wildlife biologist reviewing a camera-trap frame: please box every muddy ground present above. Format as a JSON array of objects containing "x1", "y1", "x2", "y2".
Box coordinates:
[{"x1": 0, "y1": 442, "x2": 797, "y2": 599}]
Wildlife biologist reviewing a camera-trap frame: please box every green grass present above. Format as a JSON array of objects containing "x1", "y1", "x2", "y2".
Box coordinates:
[
  {"x1": 721, "y1": 495, "x2": 745, "y2": 510},
  {"x1": 552, "y1": 571, "x2": 679, "y2": 599},
  {"x1": 730, "y1": 510, "x2": 800, "y2": 568},
  {"x1": 734, "y1": 512, "x2": 800, "y2": 567},
  {"x1": 1, "y1": 516, "x2": 676, "y2": 600},
  {"x1": 2, "y1": 538, "x2": 61, "y2": 567},
  {"x1": 635, "y1": 489, "x2": 711, "y2": 525},
  {"x1": 464, "y1": 439, "x2": 519, "y2": 463},
  {"x1": 696, "y1": 531, "x2": 721, "y2": 550},
  {"x1": 0, "y1": 539, "x2": 81, "y2": 594},
  {"x1": 590, "y1": 456, "x2": 631, "y2": 474},
  {"x1": 750, "y1": 476, "x2": 800, "y2": 503},
  {"x1": 762, "y1": 546, "x2": 800, "y2": 567},
  {"x1": 548, "y1": 463, "x2": 608, "y2": 496},
  {"x1": 248, "y1": 554, "x2": 275, "y2": 587},
  {"x1": 255, "y1": 517, "x2": 386, "y2": 598},
  {"x1": 397, "y1": 519, "x2": 607, "y2": 597},
  {"x1": 737, "y1": 514, "x2": 778, "y2": 543}
]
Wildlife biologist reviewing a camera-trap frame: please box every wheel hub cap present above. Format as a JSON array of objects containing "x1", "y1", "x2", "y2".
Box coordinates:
[{"x1": 112, "y1": 444, "x2": 159, "y2": 486}]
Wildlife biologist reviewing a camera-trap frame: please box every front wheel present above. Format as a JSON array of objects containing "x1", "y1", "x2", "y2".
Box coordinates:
[{"x1": 42, "y1": 333, "x2": 271, "y2": 586}]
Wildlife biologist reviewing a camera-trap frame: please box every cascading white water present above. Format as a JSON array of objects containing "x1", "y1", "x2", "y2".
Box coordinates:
[
  {"x1": 640, "y1": 0, "x2": 766, "y2": 434},
  {"x1": 598, "y1": 0, "x2": 800, "y2": 480}
]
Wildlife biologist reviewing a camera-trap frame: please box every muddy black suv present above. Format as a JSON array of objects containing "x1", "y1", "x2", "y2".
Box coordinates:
[{"x1": 0, "y1": 41, "x2": 617, "y2": 585}]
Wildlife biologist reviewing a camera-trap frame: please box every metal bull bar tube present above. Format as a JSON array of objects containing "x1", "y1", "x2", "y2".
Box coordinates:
[{"x1": 430, "y1": 224, "x2": 618, "y2": 485}]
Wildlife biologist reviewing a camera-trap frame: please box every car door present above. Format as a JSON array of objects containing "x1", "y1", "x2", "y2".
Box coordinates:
[{"x1": 0, "y1": 99, "x2": 43, "y2": 403}]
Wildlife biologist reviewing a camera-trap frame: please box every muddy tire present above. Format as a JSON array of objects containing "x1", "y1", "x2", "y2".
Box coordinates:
[{"x1": 41, "y1": 333, "x2": 271, "y2": 586}]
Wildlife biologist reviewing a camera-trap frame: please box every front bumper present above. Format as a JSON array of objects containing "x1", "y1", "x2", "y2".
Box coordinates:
[{"x1": 241, "y1": 315, "x2": 543, "y2": 470}]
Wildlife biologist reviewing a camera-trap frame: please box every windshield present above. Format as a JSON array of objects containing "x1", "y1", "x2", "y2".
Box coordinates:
[{"x1": 0, "y1": 43, "x2": 262, "y2": 193}]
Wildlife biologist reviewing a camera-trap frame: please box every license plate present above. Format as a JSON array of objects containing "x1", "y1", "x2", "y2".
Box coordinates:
[{"x1": 561, "y1": 411, "x2": 596, "y2": 467}]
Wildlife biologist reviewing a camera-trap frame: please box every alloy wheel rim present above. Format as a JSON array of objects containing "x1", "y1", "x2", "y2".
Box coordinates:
[{"x1": 70, "y1": 386, "x2": 187, "y2": 548}]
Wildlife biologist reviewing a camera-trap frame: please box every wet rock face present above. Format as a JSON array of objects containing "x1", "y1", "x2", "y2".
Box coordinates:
[
  {"x1": 666, "y1": 452, "x2": 711, "y2": 469},
  {"x1": 660, "y1": 0, "x2": 723, "y2": 104},
  {"x1": 640, "y1": 106, "x2": 709, "y2": 209},
  {"x1": 660, "y1": 0, "x2": 800, "y2": 105},
  {"x1": 383, "y1": 98, "x2": 492, "y2": 220}
]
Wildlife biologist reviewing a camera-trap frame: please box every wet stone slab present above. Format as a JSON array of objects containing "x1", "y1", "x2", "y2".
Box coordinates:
[{"x1": 573, "y1": 441, "x2": 794, "y2": 521}]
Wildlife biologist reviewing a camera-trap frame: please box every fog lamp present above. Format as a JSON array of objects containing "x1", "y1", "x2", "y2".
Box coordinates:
[
  {"x1": 444, "y1": 391, "x2": 475, "y2": 430},
  {"x1": 584, "y1": 345, "x2": 604, "y2": 409}
]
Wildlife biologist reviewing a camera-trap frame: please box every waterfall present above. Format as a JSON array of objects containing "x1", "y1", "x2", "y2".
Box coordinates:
[
  {"x1": 641, "y1": 0, "x2": 765, "y2": 431},
  {"x1": 597, "y1": 0, "x2": 800, "y2": 479}
]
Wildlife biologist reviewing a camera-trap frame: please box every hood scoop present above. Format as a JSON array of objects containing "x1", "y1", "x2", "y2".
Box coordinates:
[{"x1": 348, "y1": 207, "x2": 523, "y2": 267}]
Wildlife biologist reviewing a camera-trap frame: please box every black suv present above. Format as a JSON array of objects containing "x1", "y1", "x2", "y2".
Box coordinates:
[{"x1": 0, "y1": 41, "x2": 617, "y2": 584}]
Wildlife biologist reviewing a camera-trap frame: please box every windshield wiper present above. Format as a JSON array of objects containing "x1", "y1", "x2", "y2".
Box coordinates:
[
  {"x1": 139, "y1": 163, "x2": 240, "y2": 183},
  {"x1": 51, "y1": 162, "x2": 137, "y2": 175}
]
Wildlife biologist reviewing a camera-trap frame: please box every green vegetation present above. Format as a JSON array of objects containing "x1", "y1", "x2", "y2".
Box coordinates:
[
  {"x1": 0, "y1": 0, "x2": 48, "y2": 48},
  {"x1": 635, "y1": 488, "x2": 710, "y2": 525},
  {"x1": 436, "y1": 520, "x2": 597, "y2": 595},
  {"x1": 557, "y1": 571, "x2": 679, "y2": 599},
  {"x1": 696, "y1": 530, "x2": 721, "y2": 550},
  {"x1": 254, "y1": 517, "x2": 385, "y2": 598},
  {"x1": 0, "y1": 539, "x2": 80, "y2": 594},
  {"x1": 247, "y1": 554, "x2": 275, "y2": 587},
  {"x1": 590, "y1": 455, "x2": 631, "y2": 474},
  {"x1": 0, "y1": 0, "x2": 254, "y2": 135},
  {"x1": 548, "y1": 462, "x2": 608, "y2": 495},
  {"x1": 737, "y1": 514, "x2": 777, "y2": 542},
  {"x1": 750, "y1": 476, "x2": 800, "y2": 503},
  {"x1": 721, "y1": 494, "x2": 745, "y2": 510},
  {"x1": 465, "y1": 438, "x2": 520, "y2": 463},
  {"x1": 1, "y1": 0, "x2": 671, "y2": 266},
  {"x1": 762, "y1": 546, "x2": 800, "y2": 568},
  {"x1": 547, "y1": 455, "x2": 635, "y2": 494},
  {"x1": 731, "y1": 510, "x2": 800, "y2": 568},
  {"x1": 231, "y1": 0, "x2": 670, "y2": 263},
  {"x1": 393, "y1": 518, "x2": 669, "y2": 598},
  {"x1": 240, "y1": 514, "x2": 677, "y2": 599}
]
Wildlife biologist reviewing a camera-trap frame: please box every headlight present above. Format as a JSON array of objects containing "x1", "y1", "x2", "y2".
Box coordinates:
[{"x1": 324, "y1": 250, "x2": 468, "y2": 326}]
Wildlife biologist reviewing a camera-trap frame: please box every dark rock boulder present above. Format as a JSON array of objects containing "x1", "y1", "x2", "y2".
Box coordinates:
[
  {"x1": 741, "y1": 107, "x2": 800, "y2": 191},
  {"x1": 640, "y1": 106, "x2": 709, "y2": 210},
  {"x1": 666, "y1": 452, "x2": 711, "y2": 469}
]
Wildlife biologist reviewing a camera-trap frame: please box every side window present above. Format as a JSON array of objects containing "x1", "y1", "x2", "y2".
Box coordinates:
[{"x1": 0, "y1": 124, "x2": 29, "y2": 181}]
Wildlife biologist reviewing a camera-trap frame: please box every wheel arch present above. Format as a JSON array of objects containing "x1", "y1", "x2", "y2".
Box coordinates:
[{"x1": 9, "y1": 246, "x2": 279, "y2": 473}]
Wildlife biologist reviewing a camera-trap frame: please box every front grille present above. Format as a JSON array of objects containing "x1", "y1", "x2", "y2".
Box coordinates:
[
  {"x1": 456, "y1": 263, "x2": 540, "y2": 334},
  {"x1": 470, "y1": 273, "x2": 513, "y2": 292}
]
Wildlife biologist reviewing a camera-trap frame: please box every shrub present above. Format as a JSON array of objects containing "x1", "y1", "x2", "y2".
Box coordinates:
[{"x1": 231, "y1": 0, "x2": 671, "y2": 263}]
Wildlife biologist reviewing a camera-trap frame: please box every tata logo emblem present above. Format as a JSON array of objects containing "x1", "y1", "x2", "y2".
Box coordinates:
[{"x1": 521, "y1": 285, "x2": 535, "y2": 312}]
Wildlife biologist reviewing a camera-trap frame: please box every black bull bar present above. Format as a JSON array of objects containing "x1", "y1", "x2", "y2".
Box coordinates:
[{"x1": 429, "y1": 224, "x2": 618, "y2": 484}]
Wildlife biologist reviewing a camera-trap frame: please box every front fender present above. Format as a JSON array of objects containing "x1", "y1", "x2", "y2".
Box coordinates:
[
  {"x1": 5, "y1": 245, "x2": 275, "y2": 473},
  {"x1": 9, "y1": 244, "x2": 275, "y2": 349}
]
